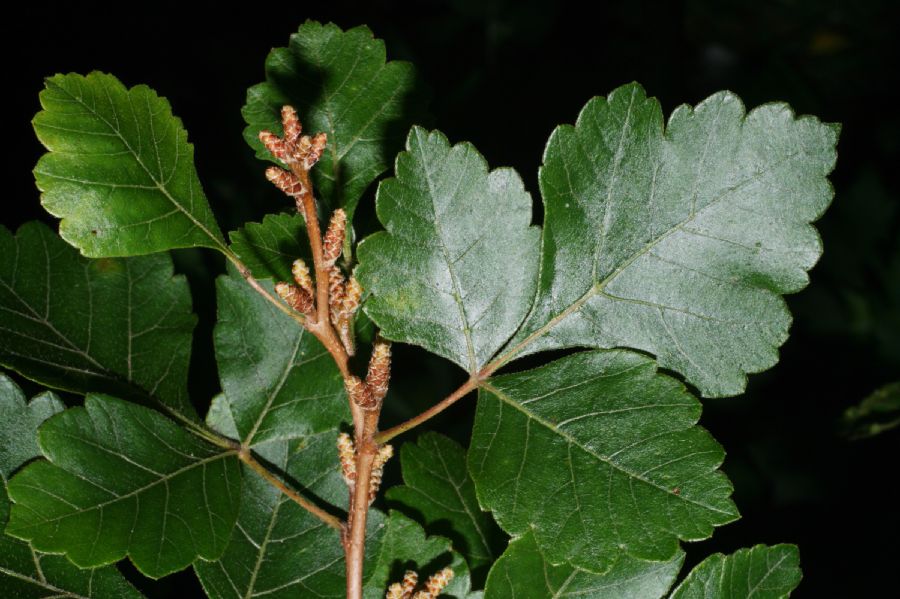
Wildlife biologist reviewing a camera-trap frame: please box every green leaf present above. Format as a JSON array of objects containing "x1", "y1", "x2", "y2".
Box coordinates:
[
  {"x1": 669, "y1": 544, "x2": 801, "y2": 598},
  {"x1": 841, "y1": 381, "x2": 900, "y2": 439},
  {"x1": 484, "y1": 531, "x2": 683, "y2": 599},
  {"x1": 6, "y1": 394, "x2": 241, "y2": 578},
  {"x1": 197, "y1": 408, "x2": 477, "y2": 599},
  {"x1": 0, "y1": 374, "x2": 144, "y2": 598},
  {"x1": 469, "y1": 350, "x2": 737, "y2": 572},
  {"x1": 357, "y1": 127, "x2": 540, "y2": 373},
  {"x1": 386, "y1": 432, "x2": 505, "y2": 575},
  {"x1": 214, "y1": 270, "x2": 347, "y2": 446},
  {"x1": 509, "y1": 83, "x2": 839, "y2": 397},
  {"x1": 242, "y1": 20, "x2": 420, "y2": 225},
  {"x1": 228, "y1": 212, "x2": 310, "y2": 282},
  {"x1": 33, "y1": 71, "x2": 226, "y2": 256},
  {"x1": 0, "y1": 222, "x2": 198, "y2": 416}
]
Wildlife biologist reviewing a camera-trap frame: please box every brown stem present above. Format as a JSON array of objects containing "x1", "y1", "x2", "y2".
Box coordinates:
[
  {"x1": 343, "y1": 410, "x2": 380, "y2": 599},
  {"x1": 238, "y1": 448, "x2": 343, "y2": 531},
  {"x1": 376, "y1": 377, "x2": 480, "y2": 444}
]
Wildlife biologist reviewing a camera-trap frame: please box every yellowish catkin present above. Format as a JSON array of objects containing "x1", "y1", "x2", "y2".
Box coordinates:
[
  {"x1": 368, "y1": 444, "x2": 394, "y2": 503},
  {"x1": 366, "y1": 338, "x2": 391, "y2": 402},
  {"x1": 291, "y1": 259, "x2": 314, "y2": 297},
  {"x1": 336, "y1": 432, "x2": 356, "y2": 485},
  {"x1": 323, "y1": 209, "x2": 347, "y2": 266}
]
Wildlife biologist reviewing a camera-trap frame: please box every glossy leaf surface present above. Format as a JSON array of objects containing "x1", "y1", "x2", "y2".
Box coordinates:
[{"x1": 33, "y1": 72, "x2": 225, "y2": 256}]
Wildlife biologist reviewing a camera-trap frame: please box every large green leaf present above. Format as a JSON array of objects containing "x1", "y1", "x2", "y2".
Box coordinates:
[
  {"x1": 242, "y1": 20, "x2": 420, "y2": 225},
  {"x1": 469, "y1": 350, "x2": 737, "y2": 572},
  {"x1": 357, "y1": 127, "x2": 540, "y2": 373},
  {"x1": 386, "y1": 432, "x2": 505, "y2": 575},
  {"x1": 508, "y1": 83, "x2": 839, "y2": 397},
  {"x1": 33, "y1": 71, "x2": 226, "y2": 256},
  {"x1": 0, "y1": 374, "x2": 144, "y2": 598},
  {"x1": 228, "y1": 212, "x2": 310, "y2": 282},
  {"x1": 197, "y1": 402, "x2": 477, "y2": 599},
  {"x1": 0, "y1": 222, "x2": 197, "y2": 416},
  {"x1": 5, "y1": 395, "x2": 241, "y2": 578},
  {"x1": 214, "y1": 270, "x2": 346, "y2": 446},
  {"x1": 669, "y1": 544, "x2": 801, "y2": 598},
  {"x1": 484, "y1": 531, "x2": 683, "y2": 599}
]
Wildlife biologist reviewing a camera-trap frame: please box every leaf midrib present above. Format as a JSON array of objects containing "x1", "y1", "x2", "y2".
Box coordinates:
[
  {"x1": 45, "y1": 78, "x2": 225, "y2": 251},
  {"x1": 480, "y1": 382, "x2": 733, "y2": 516}
]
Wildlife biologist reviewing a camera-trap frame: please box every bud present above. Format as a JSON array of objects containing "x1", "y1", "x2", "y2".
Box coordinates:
[
  {"x1": 323, "y1": 209, "x2": 347, "y2": 266},
  {"x1": 275, "y1": 282, "x2": 314, "y2": 316},
  {"x1": 366, "y1": 338, "x2": 391, "y2": 402}
]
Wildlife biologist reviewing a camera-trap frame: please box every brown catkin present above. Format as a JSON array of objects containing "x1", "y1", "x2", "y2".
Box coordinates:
[
  {"x1": 291, "y1": 259, "x2": 314, "y2": 297},
  {"x1": 275, "y1": 282, "x2": 314, "y2": 316},
  {"x1": 336, "y1": 432, "x2": 356, "y2": 485},
  {"x1": 281, "y1": 105, "x2": 302, "y2": 143},
  {"x1": 368, "y1": 444, "x2": 393, "y2": 503},
  {"x1": 345, "y1": 376, "x2": 375, "y2": 410},
  {"x1": 323, "y1": 209, "x2": 347, "y2": 266},
  {"x1": 259, "y1": 131, "x2": 291, "y2": 163},
  {"x1": 328, "y1": 267, "x2": 347, "y2": 325},
  {"x1": 366, "y1": 339, "x2": 391, "y2": 402},
  {"x1": 265, "y1": 167, "x2": 305, "y2": 198}
]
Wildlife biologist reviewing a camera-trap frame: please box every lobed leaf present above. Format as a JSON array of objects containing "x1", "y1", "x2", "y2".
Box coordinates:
[
  {"x1": 0, "y1": 222, "x2": 198, "y2": 416},
  {"x1": 228, "y1": 212, "x2": 311, "y2": 282},
  {"x1": 214, "y1": 270, "x2": 347, "y2": 446},
  {"x1": 509, "y1": 83, "x2": 839, "y2": 397},
  {"x1": 6, "y1": 395, "x2": 241, "y2": 578},
  {"x1": 669, "y1": 544, "x2": 801, "y2": 598},
  {"x1": 484, "y1": 531, "x2": 683, "y2": 599},
  {"x1": 387, "y1": 432, "x2": 505, "y2": 576},
  {"x1": 469, "y1": 350, "x2": 737, "y2": 572},
  {"x1": 357, "y1": 127, "x2": 540, "y2": 373},
  {"x1": 0, "y1": 374, "x2": 144, "y2": 598},
  {"x1": 242, "y1": 20, "x2": 421, "y2": 228},
  {"x1": 33, "y1": 72, "x2": 226, "y2": 256},
  {"x1": 198, "y1": 403, "x2": 477, "y2": 599}
]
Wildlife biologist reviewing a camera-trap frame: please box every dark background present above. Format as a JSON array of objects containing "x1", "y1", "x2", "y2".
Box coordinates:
[{"x1": 4, "y1": 0, "x2": 899, "y2": 596}]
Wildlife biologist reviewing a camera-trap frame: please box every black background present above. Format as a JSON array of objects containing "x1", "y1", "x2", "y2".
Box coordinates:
[{"x1": 4, "y1": 1, "x2": 899, "y2": 597}]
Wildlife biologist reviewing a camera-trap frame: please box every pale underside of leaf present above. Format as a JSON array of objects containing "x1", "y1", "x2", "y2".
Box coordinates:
[
  {"x1": 507, "y1": 82, "x2": 838, "y2": 397},
  {"x1": 485, "y1": 530, "x2": 683, "y2": 599},
  {"x1": 469, "y1": 350, "x2": 737, "y2": 572},
  {"x1": 33, "y1": 71, "x2": 225, "y2": 257},
  {"x1": 357, "y1": 127, "x2": 540, "y2": 373},
  {"x1": 5, "y1": 395, "x2": 241, "y2": 579}
]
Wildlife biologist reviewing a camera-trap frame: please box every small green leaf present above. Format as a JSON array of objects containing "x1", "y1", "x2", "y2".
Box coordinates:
[
  {"x1": 357, "y1": 127, "x2": 540, "y2": 373},
  {"x1": 0, "y1": 375, "x2": 144, "y2": 598},
  {"x1": 6, "y1": 395, "x2": 241, "y2": 578},
  {"x1": 0, "y1": 222, "x2": 198, "y2": 416},
  {"x1": 485, "y1": 531, "x2": 683, "y2": 599},
  {"x1": 387, "y1": 432, "x2": 505, "y2": 575},
  {"x1": 509, "y1": 83, "x2": 839, "y2": 397},
  {"x1": 669, "y1": 544, "x2": 801, "y2": 598},
  {"x1": 215, "y1": 270, "x2": 347, "y2": 446},
  {"x1": 33, "y1": 71, "x2": 226, "y2": 256},
  {"x1": 243, "y1": 20, "x2": 421, "y2": 225},
  {"x1": 469, "y1": 350, "x2": 737, "y2": 572},
  {"x1": 841, "y1": 381, "x2": 900, "y2": 439},
  {"x1": 228, "y1": 212, "x2": 310, "y2": 282}
]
